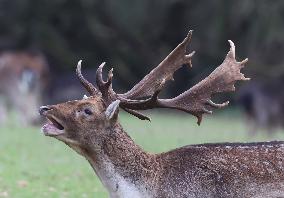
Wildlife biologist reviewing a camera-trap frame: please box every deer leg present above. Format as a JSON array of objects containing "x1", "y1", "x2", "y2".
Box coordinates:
[{"x1": 246, "y1": 115, "x2": 258, "y2": 137}]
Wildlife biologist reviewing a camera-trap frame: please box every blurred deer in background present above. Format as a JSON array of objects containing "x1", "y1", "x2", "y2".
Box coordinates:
[
  {"x1": 39, "y1": 31, "x2": 284, "y2": 197},
  {"x1": 238, "y1": 78, "x2": 284, "y2": 135},
  {"x1": 0, "y1": 51, "x2": 49, "y2": 126}
]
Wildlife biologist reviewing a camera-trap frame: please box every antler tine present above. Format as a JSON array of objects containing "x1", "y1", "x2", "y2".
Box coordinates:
[
  {"x1": 76, "y1": 60, "x2": 99, "y2": 96},
  {"x1": 121, "y1": 107, "x2": 151, "y2": 121},
  {"x1": 228, "y1": 40, "x2": 235, "y2": 59},
  {"x1": 95, "y1": 62, "x2": 106, "y2": 88},
  {"x1": 183, "y1": 30, "x2": 195, "y2": 68},
  {"x1": 95, "y1": 62, "x2": 115, "y2": 100}
]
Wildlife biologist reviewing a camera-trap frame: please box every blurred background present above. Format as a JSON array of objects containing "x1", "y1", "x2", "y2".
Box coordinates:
[{"x1": 0, "y1": 0, "x2": 284, "y2": 197}]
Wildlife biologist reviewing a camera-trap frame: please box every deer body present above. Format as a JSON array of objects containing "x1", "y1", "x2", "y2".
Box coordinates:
[
  {"x1": 64, "y1": 121, "x2": 284, "y2": 198},
  {"x1": 38, "y1": 31, "x2": 284, "y2": 197}
]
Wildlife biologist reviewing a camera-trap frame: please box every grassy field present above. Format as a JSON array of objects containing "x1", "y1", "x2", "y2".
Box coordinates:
[{"x1": 0, "y1": 110, "x2": 284, "y2": 197}]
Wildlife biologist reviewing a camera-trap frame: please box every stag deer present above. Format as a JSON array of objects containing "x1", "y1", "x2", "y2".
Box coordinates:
[
  {"x1": 39, "y1": 31, "x2": 284, "y2": 197},
  {"x1": 238, "y1": 79, "x2": 284, "y2": 135},
  {"x1": 0, "y1": 51, "x2": 48, "y2": 125}
]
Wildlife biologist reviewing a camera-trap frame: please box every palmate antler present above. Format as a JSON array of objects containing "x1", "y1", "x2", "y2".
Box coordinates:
[{"x1": 76, "y1": 30, "x2": 249, "y2": 124}]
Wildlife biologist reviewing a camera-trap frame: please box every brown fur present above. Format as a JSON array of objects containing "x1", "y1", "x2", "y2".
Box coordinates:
[{"x1": 41, "y1": 96, "x2": 284, "y2": 197}]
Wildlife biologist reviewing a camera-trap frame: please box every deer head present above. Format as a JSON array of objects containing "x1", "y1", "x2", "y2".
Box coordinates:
[{"x1": 39, "y1": 30, "x2": 248, "y2": 149}]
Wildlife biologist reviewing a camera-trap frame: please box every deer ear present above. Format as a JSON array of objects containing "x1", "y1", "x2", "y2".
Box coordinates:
[{"x1": 105, "y1": 100, "x2": 120, "y2": 120}]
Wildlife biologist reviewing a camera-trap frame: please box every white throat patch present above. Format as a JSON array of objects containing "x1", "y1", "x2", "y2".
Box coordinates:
[{"x1": 88, "y1": 156, "x2": 149, "y2": 198}]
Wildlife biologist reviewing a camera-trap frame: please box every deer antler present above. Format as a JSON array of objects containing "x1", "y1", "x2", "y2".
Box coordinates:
[
  {"x1": 160, "y1": 40, "x2": 249, "y2": 124},
  {"x1": 119, "y1": 30, "x2": 195, "y2": 99},
  {"x1": 76, "y1": 30, "x2": 249, "y2": 124},
  {"x1": 118, "y1": 39, "x2": 248, "y2": 124},
  {"x1": 76, "y1": 60, "x2": 100, "y2": 96},
  {"x1": 95, "y1": 62, "x2": 113, "y2": 95},
  {"x1": 93, "y1": 30, "x2": 195, "y2": 120}
]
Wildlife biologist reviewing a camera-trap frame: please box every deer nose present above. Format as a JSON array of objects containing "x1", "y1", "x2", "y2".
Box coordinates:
[{"x1": 39, "y1": 106, "x2": 52, "y2": 116}]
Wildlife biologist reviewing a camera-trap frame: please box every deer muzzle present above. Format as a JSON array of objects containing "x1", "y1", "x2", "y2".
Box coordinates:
[{"x1": 39, "y1": 105, "x2": 65, "y2": 136}]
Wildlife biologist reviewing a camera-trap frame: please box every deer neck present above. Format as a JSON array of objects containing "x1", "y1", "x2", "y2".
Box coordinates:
[{"x1": 73, "y1": 123, "x2": 157, "y2": 197}]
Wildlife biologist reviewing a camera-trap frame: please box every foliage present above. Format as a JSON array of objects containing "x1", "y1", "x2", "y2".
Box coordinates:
[{"x1": 0, "y1": 0, "x2": 283, "y2": 94}]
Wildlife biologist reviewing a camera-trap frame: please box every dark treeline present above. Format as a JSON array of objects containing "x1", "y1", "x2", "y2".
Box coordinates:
[{"x1": 0, "y1": 0, "x2": 284, "y2": 97}]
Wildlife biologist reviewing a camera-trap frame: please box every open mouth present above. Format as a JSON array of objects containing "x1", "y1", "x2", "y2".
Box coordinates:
[
  {"x1": 42, "y1": 116, "x2": 65, "y2": 136},
  {"x1": 48, "y1": 117, "x2": 64, "y2": 130}
]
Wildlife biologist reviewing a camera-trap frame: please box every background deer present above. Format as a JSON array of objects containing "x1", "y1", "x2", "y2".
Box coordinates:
[
  {"x1": 0, "y1": 51, "x2": 49, "y2": 125},
  {"x1": 39, "y1": 31, "x2": 284, "y2": 197},
  {"x1": 238, "y1": 78, "x2": 284, "y2": 135}
]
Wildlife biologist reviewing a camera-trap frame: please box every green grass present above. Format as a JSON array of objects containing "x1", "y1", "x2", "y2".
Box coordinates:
[{"x1": 0, "y1": 111, "x2": 284, "y2": 197}]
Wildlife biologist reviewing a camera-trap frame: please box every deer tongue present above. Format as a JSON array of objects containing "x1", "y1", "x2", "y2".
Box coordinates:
[{"x1": 42, "y1": 118, "x2": 64, "y2": 136}]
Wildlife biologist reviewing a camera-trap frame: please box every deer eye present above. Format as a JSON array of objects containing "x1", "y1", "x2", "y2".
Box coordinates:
[{"x1": 84, "y1": 108, "x2": 93, "y2": 115}]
